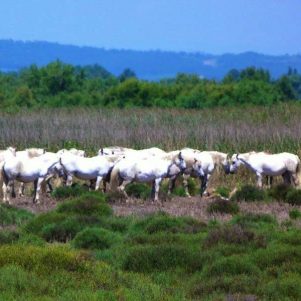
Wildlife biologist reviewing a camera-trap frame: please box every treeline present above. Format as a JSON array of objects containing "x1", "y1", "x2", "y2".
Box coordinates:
[{"x1": 0, "y1": 60, "x2": 300, "y2": 110}]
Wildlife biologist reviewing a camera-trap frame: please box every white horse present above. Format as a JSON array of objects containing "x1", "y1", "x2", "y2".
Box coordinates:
[
  {"x1": 2, "y1": 153, "x2": 63, "y2": 203},
  {"x1": 168, "y1": 149, "x2": 230, "y2": 197},
  {"x1": 110, "y1": 152, "x2": 186, "y2": 202},
  {"x1": 16, "y1": 148, "x2": 46, "y2": 196},
  {"x1": 229, "y1": 152, "x2": 301, "y2": 187},
  {"x1": 57, "y1": 148, "x2": 85, "y2": 157},
  {"x1": 59, "y1": 154, "x2": 115, "y2": 192},
  {"x1": 0, "y1": 147, "x2": 16, "y2": 163},
  {"x1": 98, "y1": 146, "x2": 166, "y2": 158}
]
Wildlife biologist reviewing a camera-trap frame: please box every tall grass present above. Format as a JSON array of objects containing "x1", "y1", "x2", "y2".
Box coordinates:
[{"x1": 1, "y1": 103, "x2": 301, "y2": 154}]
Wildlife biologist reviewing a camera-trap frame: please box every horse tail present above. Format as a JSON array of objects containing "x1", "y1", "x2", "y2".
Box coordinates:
[
  {"x1": 109, "y1": 164, "x2": 120, "y2": 191},
  {"x1": 104, "y1": 165, "x2": 114, "y2": 185}
]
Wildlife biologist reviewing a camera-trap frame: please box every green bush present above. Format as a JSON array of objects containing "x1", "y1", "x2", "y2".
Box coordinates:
[
  {"x1": 17, "y1": 233, "x2": 45, "y2": 246},
  {"x1": 230, "y1": 185, "x2": 266, "y2": 202},
  {"x1": 289, "y1": 209, "x2": 301, "y2": 219},
  {"x1": 215, "y1": 186, "x2": 231, "y2": 198},
  {"x1": 122, "y1": 244, "x2": 203, "y2": 273},
  {"x1": 204, "y1": 225, "x2": 257, "y2": 248},
  {"x1": 51, "y1": 184, "x2": 89, "y2": 200},
  {"x1": 202, "y1": 255, "x2": 260, "y2": 277},
  {"x1": 231, "y1": 213, "x2": 277, "y2": 229},
  {"x1": 0, "y1": 204, "x2": 34, "y2": 227},
  {"x1": 268, "y1": 184, "x2": 292, "y2": 201},
  {"x1": 207, "y1": 199, "x2": 239, "y2": 215},
  {"x1": 131, "y1": 213, "x2": 205, "y2": 235},
  {"x1": 57, "y1": 193, "x2": 112, "y2": 217},
  {"x1": 0, "y1": 230, "x2": 19, "y2": 244},
  {"x1": 125, "y1": 183, "x2": 151, "y2": 199},
  {"x1": 24, "y1": 211, "x2": 68, "y2": 236},
  {"x1": 41, "y1": 216, "x2": 84, "y2": 242},
  {"x1": 72, "y1": 227, "x2": 119, "y2": 250},
  {"x1": 285, "y1": 189, "x2": 301, "y2": 205}
]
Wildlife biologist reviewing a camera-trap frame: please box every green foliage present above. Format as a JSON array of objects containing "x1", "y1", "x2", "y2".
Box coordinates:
[
  {"x1": 285, "y1": 189, "x2": 301, "y2": 205},
  {"x1": 231, "y1": 185, "x2": 266, "y2": 202},
  {"x1": 215, "y1": 186, "x2": 231, "y2": 198},
  {"x1": 57, "y1": 193, "x2": 112, "y2": 216},
  {"x1": 51, "y1": 184, "x2": 89, "y2": 199},
  {"x1": 131, "y1": 212, "x2": 206, "y2": 235},
  {"x1": 125, "y1": 183, "x2": 152, "y2": 199},
  {"x1": 267, "y1": 184, "x2": 293, "y2": 201},
  {"x1": 204, "y1": 225, "x2": 258, "y2": 248},
  {"x1": 289, "y1": 209, "x2": 301, "y2": 219},
  {"x1": 72, "y1": 227, "x2": 119, "y2": 250},
  {"x1": 0, "y1": 62, "x2": 300, "y2": 111},
  {"x1": 207, "y1": 199, "x2": 239, "y2": 215},
  {"x1": 0, "y1": 230, "x2": 19, "y2": 244},
  {"x1": 0, "y1": 204, "x2": 34, "y2": 227},
  {"x1": 122, "y1": 244, "x2": 203, "y2": 273}
]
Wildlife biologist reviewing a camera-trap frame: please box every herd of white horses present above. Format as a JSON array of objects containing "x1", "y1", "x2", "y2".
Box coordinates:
[{"x1": 0, "y1": 146, "x2": 300, "y2": 204}]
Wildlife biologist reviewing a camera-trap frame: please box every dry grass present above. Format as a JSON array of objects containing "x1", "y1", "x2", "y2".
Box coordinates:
[{"x1": 1, "y1": 104, "x2": 301, "y2": 155}]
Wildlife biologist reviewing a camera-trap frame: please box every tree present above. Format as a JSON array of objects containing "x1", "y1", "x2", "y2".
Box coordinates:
[{"x1": 119, "y1": 68, "x2": 136, "y2": 82}]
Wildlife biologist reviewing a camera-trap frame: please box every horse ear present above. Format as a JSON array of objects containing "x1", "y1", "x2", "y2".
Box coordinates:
[
  {"x1": 179, "y1": 152, "x2": 183, "y2": 159},
  {"x1": 236, "y1": 154, "x2": 239, "y2": 159},
  {"x1": 101, "y1": 148, "x2": 104, "y2": 155},
  {"x1": 194, "y1": 158, "x2": 197, "y2": 163}
]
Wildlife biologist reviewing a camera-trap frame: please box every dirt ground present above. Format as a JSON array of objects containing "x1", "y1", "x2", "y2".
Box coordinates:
[{"x1": 6, "y1": 192, "x2": 299, "y2": 224}]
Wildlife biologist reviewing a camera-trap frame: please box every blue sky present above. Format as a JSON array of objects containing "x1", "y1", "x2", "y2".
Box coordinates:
[{"x1": 1, "y1": 0, "x2": 300, "y2": 55}]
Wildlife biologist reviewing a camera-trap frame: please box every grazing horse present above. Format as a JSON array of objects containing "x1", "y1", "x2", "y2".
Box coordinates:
[
  {"x1": 16, "y1": 148, "x2": 46, "y2": 196},
  {"x1": 168, "y1": 149, "x2": 230, "y2": 197},
  {"x1": 59, "y1": 154, "x2": 115, "y2": 192},
  {"x1": 57, "y1": 148, "x2": 85, "y2": 157},
  {"x1": 98, "y1": 146, "x2": 166, "y2": 158},
  {"x1": 2, "y1": 153, "x2": 62, "y2": 203},
  {"x1": 110, "y1": 152, "x2": 186, "y2": 202},
  {"x1": 229, "y1": 152, "x2": 301, "y2": 187}
]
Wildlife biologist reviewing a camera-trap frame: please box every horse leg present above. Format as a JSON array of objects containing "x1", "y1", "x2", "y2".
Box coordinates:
[
  {"x1": 11, "y1": 181, "x2": 16, "y2": 198},
  {"x1": 46, "y1": 179, "x2": 53, "y2": 193},
  {"x1": 19, "y1": 182, "x2": 25, "y2": 197},
  {"x1": 183, "y1": 174, "x2": 191, "y2": 197},
  {"x1": 167, "y1": 177, "x2": 176, "y2": 195},
  {"x1": 118, "y1": 180, "x2": 131, "y2": 200},
  {"x1": 2, "y1": 180, "x2": 11, "y2": 204},
  {"x1": 66, "y1": 175, "x2": 73, "y2": 186},
  {"x1": 102, "y1": 180, "x2": 107, "y2": 193},
  {"x1": 151, "y1": 181, "x2": 156, "y2": 200},
  {"x1": 292, "y1": 173, "x2": 299, "y2": 187},
  {"x1": 154, "y1": 178, "x2": 162, "y2": 203},
  {"x1": 95, "y1": 176, "x2": 103, "y2": 191},
  {"x1": 203, "y1": 174, "x2": 211, "y2": 196},
  {"x1": 33, "y1": 177, "x2": 44, "y2": 204},
  {"x1": 282, "y1": 171, "x2": 291, "y2": 186},
  {"x1": 256, "y1": 173, "x2": 263, "y2": 188}
]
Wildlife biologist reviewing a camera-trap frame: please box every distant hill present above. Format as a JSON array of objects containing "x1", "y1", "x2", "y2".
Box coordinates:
[{"x1": 0, "y1": 39, "x2": 300, "y2": 80}]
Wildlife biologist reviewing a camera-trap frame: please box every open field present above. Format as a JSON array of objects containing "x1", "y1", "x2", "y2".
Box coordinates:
[{"x1": 1, "y1": 187, "x2": 301, "y2": 301}]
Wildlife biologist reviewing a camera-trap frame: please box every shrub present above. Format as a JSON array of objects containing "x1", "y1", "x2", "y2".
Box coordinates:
[
  {"x1": 215, "y1": 186, "x2": 231, "y2": 198},
  {"x1": 230, "y1": 185, "x2": 265, "y2": 202},
  {"x1": 125, "y1": 183, "x2": 151, "y2": 199},
  {"x1": 131, "y1": 213, "x2": 205, "y2": 235},
  {"x1": 51, "y1": 184, "x2": 89, "y2": 200},
  {"x1": 202, "y1": 255, "x2": 260, "y2": 277},
  {"x1": 0, "y1": 230, "x2": 19, "y2": 244},
  {"x1": 72, "y1": 227, "x2": 119, "y2": 250},
  {"x1": 122, "y1": 244, "x2": 203, "y2": 273},
  {"x1": 204, "y1": 225, "x2": 256, "y2": 248},
  {"x1": 285, "y1": 189, "x2": 301, "y2": 205},
  {"x1": 289, "y1": 209, "x2": 301, "y2": 219},
  {"x1": 231, "y1": 213, "x2": 277, "y2": 229},
  {"x1": 24, "y1": 211, "x2": 68, "y2": 236},
  {"x1": 57, "y1": 193, "x2": 112, "y2": 217},
  {"x1": 267, "y1": 184, "x2": 292, "y2": 201},
  {"x1": 207, "y1": 199, "x2": 239, "y2": 215},
  {"x1": 17, "y1": 233, "x2": 45, "y2": 246},
  {"x1": 0, "y1": 204, "x2": 34, "y2": 227},
  {"x1": 41, "y1": 216, "x2": 84, "y2": 242}
]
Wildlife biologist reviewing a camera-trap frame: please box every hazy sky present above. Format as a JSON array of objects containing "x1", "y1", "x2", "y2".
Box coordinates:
[{"x1": 1, "y1": 0, "x2": 300, "y2": 55}]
